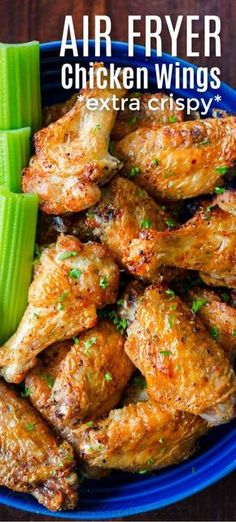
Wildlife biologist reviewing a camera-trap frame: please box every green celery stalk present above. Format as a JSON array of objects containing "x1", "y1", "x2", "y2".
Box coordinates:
[
  {"x1": 0, "y1": 128, "x2": 31, "y2": 192},
  {"x1": 0, "y1": 42, "x2": 42, "y2": 132},
  {"x1": 0, "y1": 187, "x2": 38, "y2": 344}
]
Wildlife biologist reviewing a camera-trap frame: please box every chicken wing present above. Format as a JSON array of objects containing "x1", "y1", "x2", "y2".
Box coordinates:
[
  {"x1": 111, "y1": 92, "x2": 184, "y2": 140},
  {"x1": 0, "y1": 234, "x2": 119, "y2": 383},
  {"x1": 77, "y1": 176, "x2": 179, "y2": 282},
  {"x1": 185, "y1": 287, "x2": 236, "y2": 360},
  {"x1": 71, "y1": 401, "x2": 208, "y2": 473},
  {"x1": 123, "y1": 284, "x2": 236, "y2": 424},
  {"x1": 50, "y1": 320, "x2": 134, "y2": 426},
  {"x1": 23, "y1": 64, "x2": 126, "y2": 214},
  {"x1": 116, "y1": 116, "x2": 236, "y2": 200},
  {"x1": 127, "y1": 204, "x2": 236, "y2": 287},
  {"x1": 0, "y1": 379, "x2": 78, "y2": 511}
]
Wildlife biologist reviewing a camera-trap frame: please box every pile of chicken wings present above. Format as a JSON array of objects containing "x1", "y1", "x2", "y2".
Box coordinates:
[{"x1": 0, "y1": 64, "x2": 236, "y2": 511}]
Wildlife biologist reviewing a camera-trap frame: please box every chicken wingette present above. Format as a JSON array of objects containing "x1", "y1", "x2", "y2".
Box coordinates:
[
  {"x1": 127, "y1": 204, "x2": 236, "y2": 287},
  {"x1": 123, "y1": 284, "x2": 236, "y2": 425},
  {"x1": 77, "y1": 180, "x2": 236, "y2": 287},
  {"x1": 71, "y1": 401, "x2": 208, "y2": 473},
  {"x1": 116, "y1": 116, "x2": 236, "y2": 200},
  {"x1": 50, "y1": 320, "x2": 134, "y2": 426},
  {"x1": 0, "y1": 235, "x2": 119, "y2": 383},
  {"x1": 23, "y1": 64, "x2": 125, "y2": 214},
  {"x1": 76, "y1": 176, "x2": 178, "y2": 282},
  {"x1": 0, "y1": 380, "x2": 78, "y2": 511},
  {"x1": 184, "y1": 287, "x2": 236, "y2": 360},
  {"x1": 25, "y1": 321, "x2": 133, "y2": 477}
]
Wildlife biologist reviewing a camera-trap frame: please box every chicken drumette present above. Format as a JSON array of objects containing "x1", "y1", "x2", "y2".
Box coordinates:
[
  {"x1": 0, "y1": 380, "x2": 78, "y2": 511},
  {"x1": 122, "y1": 284, "x2": 236, "y2": 425},
  {"x1": 116, "y1": 116, "x2": 236, "y2": 200},
  {"x1": 23, "y1": 64, "x2": 125, "y2": 214},
  {"x1": 0, "y1": 235, "x2": 119, "y2": 383}
]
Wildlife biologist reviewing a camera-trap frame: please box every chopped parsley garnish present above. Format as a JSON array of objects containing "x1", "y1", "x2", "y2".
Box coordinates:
[
  {"x1": 69, "y1": 268, "x2": 82, "y2": 280},
  {"x1": 108, "y1": 141, "x2": 115, "y2": 155},
  {"x1": 215, "y1": 166, "x2": 229, "y2": 175},
  {"x1": 210, "y1": 326, "x2": 219, "y2": 338},
  {"x1": 168, "y1": 315, "x2": 176, "y2": 329},
  {"x1": 21, "y1": 386, "x2": 30, "y2": 398},
  {"x1": 215, "y1": 186, "x2": 226, "y2": 195},
  {"x1": 233, "y1": 331, "x2": 236, "y2": 337},
  {"x1": 165, "y1": 288, "x2": 175, "y2": 298},
  {"x1": 105, "y1": 372, "x2": 113, "y2": 382},
  {"x1": 58, "y1": 251, "x2": 78, "y2": 260},
  {"x1": 168, "y1": 181, "x2": 174, "y2": 188},
  {"x1": 220, "y1": 292, "x2": 230, "y2": 303},
  {"x1": 86, "y1": 421, "x2": 94, "y2": 427},
  {"x1": 140, "y1": 219, "x2": 153, "y2": 229},
  {"x1": 25, "y1": 422, "x2": 36, "y2": 432},
  {"x1": 73, "y1": 336, "x2": 79, "y2": 345},
  {"x1": 169, "y1": 115, "x2": 177, "y2": 123},
  {"x1": 128, "y1": 115, "x2": 137, "y2": 126},
  {"x1": 116, "y1": 299, "x2": 124, "y2": 306},
  {"x1": 198, "y1": 139, "x2": 210, "y2": 146},
  {"x1": 40, "y1": 373, "x2": 55, "y2": 389},
  {"x1": 84, "y1": 337, "x2": 97, "y2": 355},
  {"x1": 191, "y1": 298, "x2": 207, "y2": 313},
  {"x1": 152, "y1": 158, "x2": 159, "y2": 166},
  {"x1": 128, "y1": 166, "x2": 140, "y2": 178},
  {"x1": 204, "y1": 205, "x2": 214, "y2": 219},
  {"x1": 131, "y1": 374, "x2": 147, "y2": 389},
  {"x1": 57, "y1": 291, "x2": 68, "y2": 311},
  {"x1": 165, "y1": 218, "x2": 176, "y2": 228},
  {"x1": 159, "y1": 350, "x2": 171, "y2": 356},
  {"x1": 99, "y1": 276, "x2": 109, "y2": 289}
]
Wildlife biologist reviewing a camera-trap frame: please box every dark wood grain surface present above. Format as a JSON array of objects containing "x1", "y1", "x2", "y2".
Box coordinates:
[{"x1": 0, "y1": 0, "x2": 236, "y2": 520}]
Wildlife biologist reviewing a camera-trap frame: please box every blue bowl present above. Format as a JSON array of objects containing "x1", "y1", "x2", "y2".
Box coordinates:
[{"x1": 1, "y1": 40, "x2": 236, "y2": 519}]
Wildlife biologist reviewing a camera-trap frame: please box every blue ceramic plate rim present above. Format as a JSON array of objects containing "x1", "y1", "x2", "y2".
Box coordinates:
[{"x1": 0, "y1": 40, "x2": 236, "y2": 520}]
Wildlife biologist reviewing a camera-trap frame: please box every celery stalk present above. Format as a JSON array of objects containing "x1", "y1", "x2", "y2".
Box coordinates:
[
  {"x1": 0, "y1": 187, "x2": 38, "y2": 344},
  {"x1": 0, "y1": 128, "x2": 31, "y2": 192},
  {"x1": 0, "y1": 42, "x2": 42, "y2": 132}
]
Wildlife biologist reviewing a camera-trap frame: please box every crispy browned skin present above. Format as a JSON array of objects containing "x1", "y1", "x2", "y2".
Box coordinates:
[
  {"x1": 185, "y1": 287, "x2": 236, "y2": 360},
  {"x1": 26, "y1": 321, "x2": 133, "y2": 429},
  {"x1": 0, "y1": 235, "x2": 119, "y2": 383},
  {"x1": 51, "y1": 320, "x2": 134, "y2": 426},
  {"x1": 43, "y1": 94, "x2": 78, "y2": 126},
  {"x1": 127, "y1": 205, "x2": 236, "y2": 287},
  {"x1": 124, "y1": 285, "x2": 236, "y2": 424},
  {"x1": 79, "y1": 176, "x2": 180, "y2": 282},
  {"x1": 111, "y1": 92, "x2": 184, "y2": 140},
  {"x1": 23, "y1": 65, "x2": 125, "y2": 214},
  {"x1": 116, "y1": 117, "x2": 236, "y2": 200},
  {"x1": 71, "y1": 401, "x2": 208, "y2": 472},
  {"x1": 0, "y1": 380, "x2": 78, "y2": 511},
  {"x1": 214, "y1": 189, "x2": 236, "y2": 216}
]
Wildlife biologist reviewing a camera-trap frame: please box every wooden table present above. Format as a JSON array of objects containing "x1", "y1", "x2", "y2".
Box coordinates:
[{"x1": 1, "y1": 0, "x2": 236, "y2": 520}]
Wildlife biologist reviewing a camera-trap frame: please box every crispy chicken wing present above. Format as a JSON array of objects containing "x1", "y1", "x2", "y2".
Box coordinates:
[
  {"x1": 23, "y1": 65, "x2": 125, "y2": 214},
  {"x1": 185, "y1": 287, "x2": 236, "y2": 360},
  {"x1": 111, "y1": 92, "x2": 184, "y2": 140},
  {"x1": 0, "y1": 380, "x2": 78, "y2": 511},
  {"x1": 116, "y1": 117, "x2": 236, "y2": 200},
  {"x1": 51, "y1": 320, "x2": 133, "y2": 426},
  {"x1": 123, "y1": 284, "x2": 236, "y2": 424},
  {"x1": 77, "y1": 176, "x2": 179, "y2": 282},
  {"x1": 127, "y1": 204, "x2": 236, "y2": 287},
  {"x1": 0, "y1": 235, "x2": 119, "y2": 383},
  {"x1": 71, "y1": 401, "x2": 207, "y2": 473}
]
